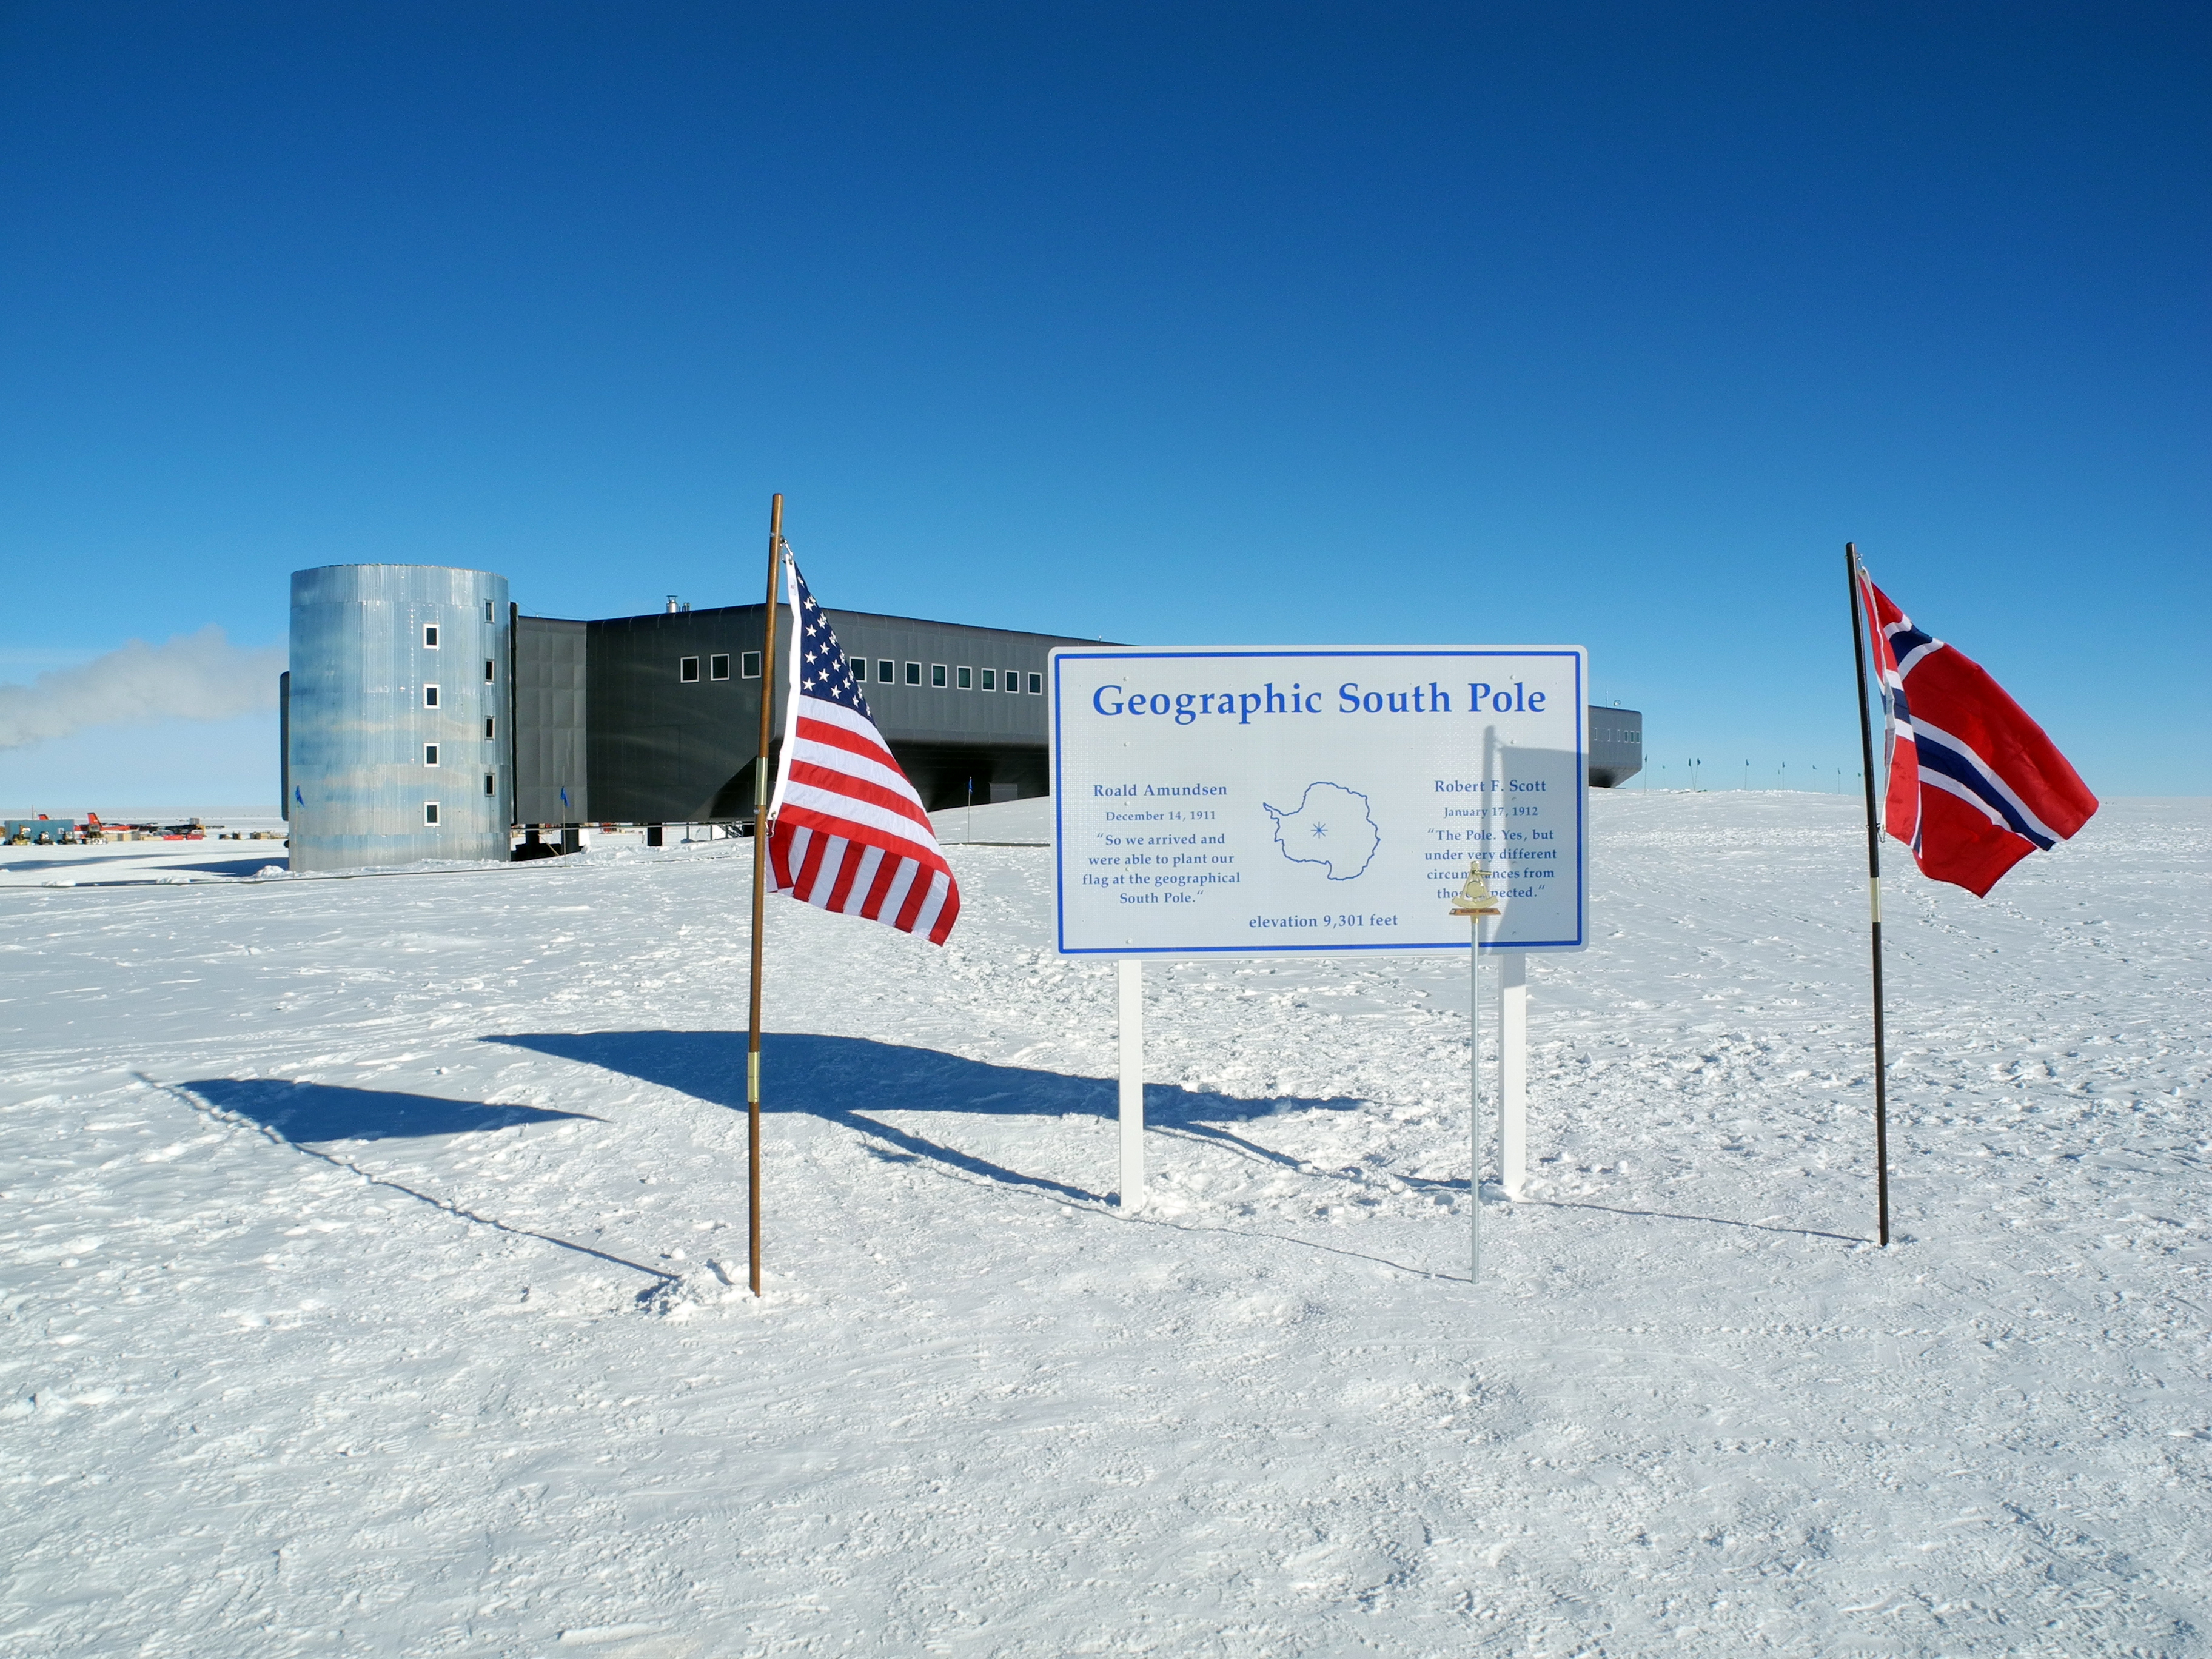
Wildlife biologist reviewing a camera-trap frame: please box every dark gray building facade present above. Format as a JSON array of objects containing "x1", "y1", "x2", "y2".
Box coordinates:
[
  {"x1": 287, "y1": 566, "x2": 1646, "y2": 859},
  {"x1": 1589, "y1": 705, "x2": 1644, "y2": 788},
  {"x1": 512, "y1": 602, "x2": 1095, "y2": 824}
]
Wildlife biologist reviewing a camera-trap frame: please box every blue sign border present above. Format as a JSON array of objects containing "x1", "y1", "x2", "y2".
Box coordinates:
[{"x1": 1050, "y1": 646, "x2": 1587, "y2": 957}]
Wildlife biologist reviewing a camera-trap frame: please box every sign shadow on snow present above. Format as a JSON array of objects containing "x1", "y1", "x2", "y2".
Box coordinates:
[{"x1": 484, "y1": 1031, "x2": 1368, "y2": 1206}]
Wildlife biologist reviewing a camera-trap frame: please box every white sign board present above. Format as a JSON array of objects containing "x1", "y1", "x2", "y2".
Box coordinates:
[{"x1": 1050, "y1": 648, "x2": 1589, "y2": 956}]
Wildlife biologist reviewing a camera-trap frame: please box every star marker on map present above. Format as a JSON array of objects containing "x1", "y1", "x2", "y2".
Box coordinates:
[{"x1": 1262, "y1": 782, "x2": 1380, "y2": 880}]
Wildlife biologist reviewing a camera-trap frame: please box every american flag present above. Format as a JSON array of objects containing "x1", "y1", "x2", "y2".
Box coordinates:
[
  {"x1": 1858, "y1": 567, "x2": 2097, "y2": 897},
  {"x1": 765, "y1": 554, "x2": 961, "y2": 943}
]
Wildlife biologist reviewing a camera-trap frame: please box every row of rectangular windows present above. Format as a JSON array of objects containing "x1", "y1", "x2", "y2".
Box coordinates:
[
  {"x1": 423, "y1": 626, "x2": 1041, "y2": 697},
  {"x1": 423, "y1": 623, "x2": 1045, "y2": 700},
  {"x1": 682, "y1": 653, "x2": 746, "y2": 682},
  {"x1": 677, "y1": 654, "x2": 1041, "y2": 694}
]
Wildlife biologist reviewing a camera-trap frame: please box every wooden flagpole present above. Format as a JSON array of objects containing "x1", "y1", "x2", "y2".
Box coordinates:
[
  {"x1": 746, "y1": 494, "x2": 785, "y2": 1296},
  {"x1": 1845, "y1": 541, "x2": 1891, "y2": 1247}
]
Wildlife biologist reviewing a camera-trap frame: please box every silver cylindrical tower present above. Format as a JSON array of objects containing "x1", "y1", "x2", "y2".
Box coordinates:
[{"x1": 288, "y1": 565, "x2": 513, "y2": 872}]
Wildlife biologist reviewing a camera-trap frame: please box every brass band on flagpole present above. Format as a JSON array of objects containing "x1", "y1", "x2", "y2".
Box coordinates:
[
  {"x1": 1845, "y1": 541, "x2": 1892, "y2": 1248},
  {"x1": 746, "y1": 494, "x2": 785, "y2": 1297}
]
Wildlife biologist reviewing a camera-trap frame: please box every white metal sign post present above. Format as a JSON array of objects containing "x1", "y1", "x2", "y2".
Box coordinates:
[
  {"x1": 1471, "y1": 940, "x2": 1483, "y2": 1277},
  {"x1": 1500, "y1": 951, "x2": 1528, "y2": 1197},
  {"x1": 1118, "y1": 958, "x2": 1144, "y2": 1210},
  {"x1": 1448, "y1": 865, "x2": 1503, "y2": 1281},
  {"x1": 1050, "y1": 646, "x2": 1589, "y2": 1264}
]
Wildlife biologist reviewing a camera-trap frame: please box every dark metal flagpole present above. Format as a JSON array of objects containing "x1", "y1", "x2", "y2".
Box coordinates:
[
  {"x1": 746, "y1": 494, "x2": 785, "y2": 1296},
  {"x1": 1845, "y1": 541, "x2": 1891, "y2": 1247}
]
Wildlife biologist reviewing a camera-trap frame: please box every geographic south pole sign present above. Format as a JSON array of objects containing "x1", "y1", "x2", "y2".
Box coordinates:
[{"x1": 1050, "y1": 648, "x2": 1589, "y2": 956}]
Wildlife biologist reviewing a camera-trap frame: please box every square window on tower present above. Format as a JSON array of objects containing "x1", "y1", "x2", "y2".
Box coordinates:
[
  {"x1": 710, "y1": 654, "x2": 730, "y2": 680},
  {"x1": 680, "y1": 657, "x2": 700, "y2": 683},
  {"x1": 484, "y1": 772, "x2": 496, "y2": 796},
  {"x1": 877, "y1": 660, "x2": 893, "y2": 682},
  {"x1": 905, "y1": 662, "x2": 922, "y2": 685},
  {"x1": 742, "y1": 652, "x2": 762, "y2": 678},
  {"x1": 931, "y1": 665, "x2": 948, "y2": 688},
  {"x1": 424, "y1": 743, "x2": 440, "y2": 766},
  {"x1": 981, "y1": 668, "x2": 996, "y2": 691},
  {"x1": 424, "y1": 802, "x2": 441, "y2": 826},
  {"x1": 1027, "y1": 672, "x2": 1042, "y2": 694},
  {"x1": 484, "y1": 659, "x2": 495, "y2": 683},
  {"x1": 424, "y1": 685, "x2": 440, "y2": 708},
  {"x1": 484, "y1": 716, "x2": 496, "y2": 740},
  {"x1": 957, "y1": 666, "x2": 972, "y2": 689},
  {"x1": 423, "y1": 624, "x2": 440, "y2": 649},
  {"x1": 1005, "y1": 671, "x2": 1021, "y2": 694}
]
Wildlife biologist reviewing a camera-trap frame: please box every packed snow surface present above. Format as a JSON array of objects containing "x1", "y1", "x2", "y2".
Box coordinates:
[{"x1": 3, "y1": 791, "x2": 2207, "y2": 1657}]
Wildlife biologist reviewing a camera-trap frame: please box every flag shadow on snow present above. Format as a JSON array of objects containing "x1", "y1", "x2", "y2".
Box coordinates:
[
  {"x1": 167, "y1": 1077, "x2": 666, "y2": 1291},
  {"x1": 485, "y1": 1031, "x2": 1366, "y2": 1204},
  {"x1": 182, "y1": 1078, "x2": 599, "y2": 1143}
]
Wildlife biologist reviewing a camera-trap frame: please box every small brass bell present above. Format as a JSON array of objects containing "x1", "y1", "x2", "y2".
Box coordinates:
[{"x1": 1449, "y1": 866, "x2": 1502, "y2": 917}]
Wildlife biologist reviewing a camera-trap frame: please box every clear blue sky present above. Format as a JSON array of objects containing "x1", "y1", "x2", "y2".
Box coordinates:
[{"x1": 3, "y1": 2, "x2": 2205, "y2": 807}]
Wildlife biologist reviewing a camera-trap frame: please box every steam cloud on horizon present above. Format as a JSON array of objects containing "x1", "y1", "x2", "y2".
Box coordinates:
[{"x1": 0, "y1": 627, "x2": 286, "y2": 751}]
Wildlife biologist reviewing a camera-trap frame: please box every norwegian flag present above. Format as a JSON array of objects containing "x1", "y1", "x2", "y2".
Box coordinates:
[
  {"x1": 1857, "y1": 568, "x2": 2098, "y2": 897},
  {"x1": 765, "y1": 554, "x2": 960, "y2": 944}
]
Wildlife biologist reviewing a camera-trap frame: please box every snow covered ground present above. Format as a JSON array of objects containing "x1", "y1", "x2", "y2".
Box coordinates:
[{"x1": 2, "y1": 790, "x2": 2206, "y2": 1657}]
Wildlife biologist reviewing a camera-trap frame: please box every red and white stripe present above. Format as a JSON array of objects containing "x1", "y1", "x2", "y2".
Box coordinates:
[{"x1": 765, "y1": 583, "x2": 959, "y2": 942}]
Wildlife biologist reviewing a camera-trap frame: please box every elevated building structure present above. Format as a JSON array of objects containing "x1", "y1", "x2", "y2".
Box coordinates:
[
  {"x1": 1589, "y1": 705, "x2": 1644, "y2": 788},
  {"x1": 284, "y1": 563, "x2": 1643, "y2": 871},
  {"x1": 509, "y1": 600, "x2": 1084, "y2": 826}
]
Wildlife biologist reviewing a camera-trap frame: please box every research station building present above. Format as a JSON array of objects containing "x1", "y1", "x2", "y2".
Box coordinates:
[
  {"x1": 282, "y1": 563, "x2": 1644, "y2": 873},
  {"x1": 283, "y1": 564, "x2": 1099, "y2": 872}
]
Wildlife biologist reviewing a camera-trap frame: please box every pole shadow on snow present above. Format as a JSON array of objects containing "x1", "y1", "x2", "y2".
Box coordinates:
[
  {"x1": 1382, "y1": 1169, "x2": 1865, "y2": 1245},
  {"x1": 1522, "y1": 1197, "x2": 1865, "y2": 1245},
  {"x1": 485, "y1": 1030, "x2": 1369, "y2": 1208}
]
